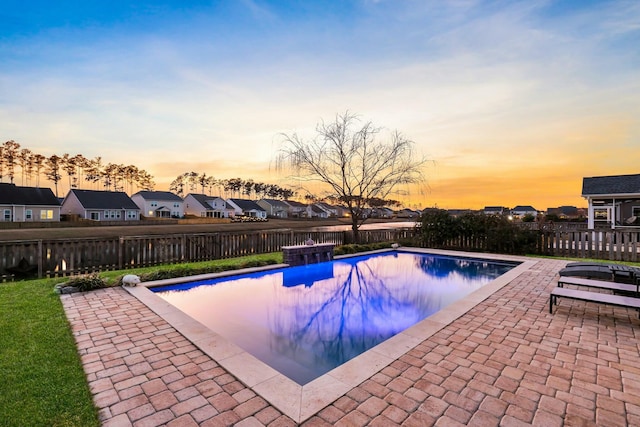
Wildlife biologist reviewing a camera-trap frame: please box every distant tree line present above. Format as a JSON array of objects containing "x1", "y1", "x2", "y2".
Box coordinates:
[
  {"x1": 169, "y1": 172, "x2": 296, "y2": 200},
  {"x1": 1, "y1": 140, "x2": 155, "y2": 197}
]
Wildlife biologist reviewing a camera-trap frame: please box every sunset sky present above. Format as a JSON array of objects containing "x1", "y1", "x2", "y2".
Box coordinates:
[{"x1": 2, "y1": 0, "x2": 639, "y2": 210}]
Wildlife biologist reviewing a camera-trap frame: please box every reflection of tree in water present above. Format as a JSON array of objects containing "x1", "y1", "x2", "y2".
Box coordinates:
[{"x1": 267, "y1": 255, "x2": 443, "y2": 382}]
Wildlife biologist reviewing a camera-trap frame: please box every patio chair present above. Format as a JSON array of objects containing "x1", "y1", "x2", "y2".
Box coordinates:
[{"x1": 559, "y1": 262, "x2": 640, "y2": 284}]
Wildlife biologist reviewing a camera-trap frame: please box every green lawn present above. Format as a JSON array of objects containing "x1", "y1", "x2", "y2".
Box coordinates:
[
  {"x1": 0, "y1": 253, "x2": 282, "y2": 427},
  {"x1": 0, "y1": 278, "x2": 100, "y2": 427}
]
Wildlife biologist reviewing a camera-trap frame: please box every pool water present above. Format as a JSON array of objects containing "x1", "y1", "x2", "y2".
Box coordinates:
[{"x1": 153, "y1": 251, "x2": 516, "y2": 385}]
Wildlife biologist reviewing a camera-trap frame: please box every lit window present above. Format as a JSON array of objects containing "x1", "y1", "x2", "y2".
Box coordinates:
[{"x1": 40, "y1": 210, "x2": 53, "y2": 220}]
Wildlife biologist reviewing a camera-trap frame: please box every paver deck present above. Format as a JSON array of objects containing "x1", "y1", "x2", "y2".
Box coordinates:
[{"x1": 61, "y1": 253, "x2": 640, "y2": 426}]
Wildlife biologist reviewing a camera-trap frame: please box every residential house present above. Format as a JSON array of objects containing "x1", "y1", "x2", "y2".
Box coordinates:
[
  {"x1": 307, "y1": 204, "x2": 329, "y2": 219},
  {"x1": 257, "y1": 199, "x2": 289, "y2": 218},
  {"x1": 483, "y1": 206, "x2": 509, "y2": 216},
  {"x1": 0, "y1": 183, "x2": 60, "y2": 222},
  {"x1": 396, "y1": 208, "x2": 420, "y2": 219},
  {"x1": 183, "y1": 194, "x2": 231, "y2": 218},
  {"x1": 370, "y1": 207, "x2": 395, "y2": 218},
  {"x1": 283, "y1": 200, "x2": 308, "y2": 218},
  {"x1": 131, "y1": 191, "x2": 184, "y2": 219},
  {"x1": 314, "y1": 202, "x2": 350, "y2": 218},
  {"x1": 582, "y1": 173, "x2": 640, "y2": 228},
  {"x1": 331, "y1": 205, "x2": 349, "y2": 218},
  {"x1": 227, "y1": 199, "x2": 267, "y2": 219},
  {"x1": 546, "y1": 206, "x2": 580, "y2": 220},
  {"x1": 511, "y1": 205, "x2": 538, "y2": 220},
  {"x1": 61, "y1": 189, "x2": 140, "y2": 221}
]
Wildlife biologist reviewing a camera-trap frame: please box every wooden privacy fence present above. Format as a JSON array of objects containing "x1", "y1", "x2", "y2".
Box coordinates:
[
  {"x1": 419, "y1": 229, "x2": 640, "y2": 263},
  {"x1": 3, "y1": 227, "x2": 637, "y2": 281},
  {"x1": 0, "y1": 228, "x2": 412, "y2": 280},
  {"x1": 536, "y1": 229, "x2": 640, "y2": 262}
]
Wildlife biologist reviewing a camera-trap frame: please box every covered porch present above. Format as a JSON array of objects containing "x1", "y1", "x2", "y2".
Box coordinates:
[{"x1": 582, "y1": 174, "x2": 640, "y2": 229}]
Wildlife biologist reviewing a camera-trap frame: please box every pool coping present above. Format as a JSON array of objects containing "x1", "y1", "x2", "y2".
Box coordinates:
[{"x1": 124, "y1": 248, "x2": 536, "y2": 423}]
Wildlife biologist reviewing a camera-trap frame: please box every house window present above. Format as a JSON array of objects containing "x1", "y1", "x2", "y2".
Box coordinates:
[
  {"x1": 594, "y1": 208, "x2": 608, "y2": 221},
  {"x1": 4, "y1": 209, "x2": 11, "y2": 221},
  {"x1": 90, "y1": 212, "x2": 100, "y2": 220},
  {"x1": 40, "y1": 210, "x2": 53, "y2": 220},
  {"x1": 633, "y1": 207, "x2": 640, "y2": 217},
  {"x1": 127, "y1": 211, "x2": 137, "y2": 219},
  {"x1": 25, "y1": 209, "x2": 32, "y2": 220},
  {"x1": 151, "y1": 202, "x2": 158, "y2": 207},
  {"x1": 104, "y1": 210, "x2": 117, "y2": 219}
]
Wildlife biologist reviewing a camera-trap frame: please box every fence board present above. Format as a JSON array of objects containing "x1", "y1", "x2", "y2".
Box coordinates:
[{"x1": 2, "y1": 227, "x2": 639, "y2": 281}]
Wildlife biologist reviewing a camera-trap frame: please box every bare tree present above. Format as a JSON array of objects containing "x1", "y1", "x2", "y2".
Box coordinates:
[
  {"x1": 136, "y1": 170, "x2": 154, "y2": 191},
  {"x1": 3, "y1": 140, "x2": 20, "y2": 184},
  {"x1": 62, "y1": 153, "x2": 77, "y2": 191},
  {"x1": 205, "y1": 176, "x2": 217, "y2": 195},
  {"x1": 45, "y1": 155, "x2": 63, "y2": 197},
  {"x1": 122, "y1": 165, "x2": 139, "y2": 194},
  {"x1": 18, "y1": 148, "x2": 32, "y2": 185},
  {"x1": 186, "y1": 171, "x2": 198, "y2": 192},
  {"x1": 72, "y1": 154, "x2": 89, "y2": 186},
  {"x1": 170, "y1": 173, "x2": 187, "y2": 197},
  {"x1": 0, "y1": 144, "x2": 4, "y2": 182},
  {"x1": 85, "y1": 156, "x2": 103, "y2": 189},
  {"x1": 277, "y1": 111, "x2": 427, "y2": 241},
  {"x1": 32, "y1": 154, "x2": 46, "y2": 186}
]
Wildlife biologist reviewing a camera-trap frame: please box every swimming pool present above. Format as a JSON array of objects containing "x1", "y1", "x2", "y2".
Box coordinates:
[{"x1": 152, "y1": 251, "x2": 517, "y2": 385}]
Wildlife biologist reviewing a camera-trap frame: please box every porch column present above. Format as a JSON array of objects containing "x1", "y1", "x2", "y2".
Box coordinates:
[
  {"x1": 587, "y1": 199, "x2": 594, "y2": 229},
  {"x1": 612, "y1": 198, "x2": 616, "y2": 229}
]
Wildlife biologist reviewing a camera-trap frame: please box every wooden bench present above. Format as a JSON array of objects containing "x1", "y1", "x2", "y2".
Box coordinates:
[
  {"x1": 550, "y1": 287, "x2": 640, "y2": 317},
  {"x1": 558, "y1": 276, "x2": 639, "y2": 295}
]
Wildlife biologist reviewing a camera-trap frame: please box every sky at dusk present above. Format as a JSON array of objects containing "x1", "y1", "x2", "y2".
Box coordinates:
[{"x1": 1, "y1": 0, "x2": 639, "y2": 210}]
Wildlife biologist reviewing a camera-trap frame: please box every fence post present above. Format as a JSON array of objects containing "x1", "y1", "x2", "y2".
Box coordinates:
[
  {"x1": 37, "y1": 239, "x2": 43, "y2": 278},
  {"x1": 118, "y1": 237, "x2": 124, "y2": 270}
]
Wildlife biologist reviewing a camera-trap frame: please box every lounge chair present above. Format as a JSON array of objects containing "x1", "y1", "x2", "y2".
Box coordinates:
[
  {"x1": 559, "y1": 262, "x2": 640, "y2": 284},
  {"x1": 550, "y1": 287, "x2": 640, "y2": 317}
]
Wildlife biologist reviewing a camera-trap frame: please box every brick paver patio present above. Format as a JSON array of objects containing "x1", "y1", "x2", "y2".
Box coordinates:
[{"x1": 61, "y1": 257, "x2": 640, "y2": 426}]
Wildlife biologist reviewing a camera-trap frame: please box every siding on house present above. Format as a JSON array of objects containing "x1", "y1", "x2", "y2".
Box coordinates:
[
  {"x1": 132, "y1": 191, "x2": 184, "y2": 218},
  {"x1": 61, "y1": 189, "x2": 140, "y2": 221},
  {"x1": 0, "y1": 183, "x2": 61, "y2": 222},
  {"x1": 184, "y1": 194, "x2": 230, "y2": 218}
]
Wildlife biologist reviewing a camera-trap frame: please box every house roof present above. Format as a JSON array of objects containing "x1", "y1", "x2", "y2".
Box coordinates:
[
  {"x1": 310, "y1": 205, "x2": 326, "y2": 214},
  {"x1": 132, "y1": 191, "x2": 182, "y2": 202},
  {"x1": 260, "y1": 199, "x2": 290, "y2": 209},
  {"x1": 512, "y1": 205, "x2": 537, "y2": 212},
  {"x1": 0, "y1": 183, "x2": 60, "y2": 206},
  {"x1": 549, "y1": 206, "x2": 578, "y2": 216},
  {"x1": 186, "y1": 194, "x2": 224, "y2": 210},
  {"x1": 229, "y1": 198, "x2": 265, "y2": 212},
  {"x1": 582, "y1": 174, "x2": 640, "y2": 196},
  {"x1": 68, "y1": 189, "x2": 139, "y2": 210},
  {"x1": 284, "y1": 200, "x2": 307, "y2": 208}
]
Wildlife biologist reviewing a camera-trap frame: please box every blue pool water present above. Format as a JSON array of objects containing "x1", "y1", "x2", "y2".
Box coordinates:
[{"x1": 153, "y1": 251, "x2": 517, "y2": 385}]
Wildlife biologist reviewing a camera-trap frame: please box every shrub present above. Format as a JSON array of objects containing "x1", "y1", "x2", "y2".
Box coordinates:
[
  {"x1": 417, "y1": 211, "x2": 539, "y2": 255},
  {"x1": 64, "y1": 273, "x2": 108, "y2": 292},
  {"x1": 137, "y1": 259, "x2": 279, "y2": 282},
  {"x1": 334, "y1": 242, "x2": 396, "y2": 256}
]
